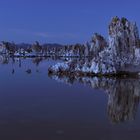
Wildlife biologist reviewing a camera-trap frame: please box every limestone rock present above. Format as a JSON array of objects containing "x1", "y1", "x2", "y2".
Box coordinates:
[
  {"x1": 108, "y1": 16, "x2": 140, "y2": 71},
  {"x1": 49, "y1": 17, "x2": 140, "y2": 75},
  {"x1": 90, "y1": 33, "x2": 107, "y2": 56}
]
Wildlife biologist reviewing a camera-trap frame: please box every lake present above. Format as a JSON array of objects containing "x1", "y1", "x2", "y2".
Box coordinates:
[{"x1": 0, "y1": 56, "x2": 140, "y2": 140}]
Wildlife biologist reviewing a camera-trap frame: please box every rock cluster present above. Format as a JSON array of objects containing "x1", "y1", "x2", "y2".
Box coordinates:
[{"x1": 49, "y1": 17, "x2": 140, "y2": 76}]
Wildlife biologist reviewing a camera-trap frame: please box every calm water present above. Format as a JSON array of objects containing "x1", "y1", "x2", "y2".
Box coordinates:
[{"x1": 0, "y1": 56, "x2": 140, "y2": 140}]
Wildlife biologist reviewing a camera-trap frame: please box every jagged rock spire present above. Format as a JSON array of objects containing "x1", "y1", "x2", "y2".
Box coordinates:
[
  {"x1": 108, "y1": 17, "x2": 140, "y2": 70},
  {"x1": 109, "y1": 17, "x2": 139, "y2": 55},
  {"x1": 90, "y1": 33, "x2": 107, "y2": 56}
]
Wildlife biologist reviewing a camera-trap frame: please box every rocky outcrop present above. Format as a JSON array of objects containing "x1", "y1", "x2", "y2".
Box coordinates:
[
  {"x1": 90, "y1": 33, "x2": 108, "y2": 56},
  {"x1": 108, "y1": 17, "x2": 140, "y2": 72},
  {"x1": 49, "y1": 17, "x2": 140, "y2": 76},
  {"x1": 109, "y1": 17, "x2": 139, "y2": 48}
]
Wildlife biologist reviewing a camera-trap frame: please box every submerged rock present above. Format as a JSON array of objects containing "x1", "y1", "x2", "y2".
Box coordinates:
[
  {"x1": 26, "y1": 69, "x2": 32, "y2": 74},
  {"x1": 49, "y1": 17, "x2": 140, "y2": 76}
]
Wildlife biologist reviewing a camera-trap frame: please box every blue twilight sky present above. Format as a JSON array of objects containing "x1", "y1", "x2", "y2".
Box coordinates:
[{"x1": 0, "y1": 0, "x2": 140, "y2": 44}]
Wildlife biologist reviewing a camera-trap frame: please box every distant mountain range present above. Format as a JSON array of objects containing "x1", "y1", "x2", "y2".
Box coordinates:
[{"x1": 15, "y1": 43, "x2": 64, "y2": 49}]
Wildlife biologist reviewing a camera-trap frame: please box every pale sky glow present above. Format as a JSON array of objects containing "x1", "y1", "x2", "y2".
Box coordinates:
[{"x1": 0, "y1": 0, "x2": 140, "y2": 44}]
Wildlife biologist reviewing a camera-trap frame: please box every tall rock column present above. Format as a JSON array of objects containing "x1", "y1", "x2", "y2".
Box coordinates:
[{"x1": 108, "y1": 17, "x2": 140, "y2": 70}]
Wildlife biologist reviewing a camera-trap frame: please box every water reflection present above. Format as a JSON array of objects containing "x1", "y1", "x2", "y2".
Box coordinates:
[
  {"x1": 48, "y1": 74, "x2": 140, "y2": 123},
  {"x1": 1, "y1": 55, "x2": 140, "y2": 124},
  {"x1": 0, "y1": 54, "x2": 9, "y2": 64},
  {"x1": 0, "y1": 55, "x2": 68, "y2": 65},
  {"x1": 32, "y1": 57, "x2": 43, "y2": 66},
  {"x1": 0, "y1": 55, "x2": 57, "y2": 74}
]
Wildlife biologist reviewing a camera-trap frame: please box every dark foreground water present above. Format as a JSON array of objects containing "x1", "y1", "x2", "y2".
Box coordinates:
[{"x1": 0, "y1": 56, "x2": 140, "y2": 140}]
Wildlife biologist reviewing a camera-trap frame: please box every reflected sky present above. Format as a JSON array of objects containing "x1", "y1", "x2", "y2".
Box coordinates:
[{"x1": 0, "y1": 56, "x2": 140, "y2": 140}]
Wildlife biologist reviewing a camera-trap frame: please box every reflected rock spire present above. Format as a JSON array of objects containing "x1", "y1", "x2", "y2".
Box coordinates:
[
  {"x1": 48, "y1": 73, "x2": 140, "y2": 123},
  {"x1": 107, "y1": 79, "x2": 140, "y2": 123}
]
